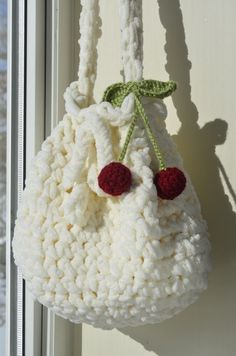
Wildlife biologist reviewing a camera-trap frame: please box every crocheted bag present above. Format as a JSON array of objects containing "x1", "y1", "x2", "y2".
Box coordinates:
[{"x1": 12, "y1": 0, "x2": 210, "y2": 329}]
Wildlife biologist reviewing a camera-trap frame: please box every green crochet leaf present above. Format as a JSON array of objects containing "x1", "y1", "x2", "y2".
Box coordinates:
[{"x1": 102, "y1": 79, "x2": 177, "y2": 107}]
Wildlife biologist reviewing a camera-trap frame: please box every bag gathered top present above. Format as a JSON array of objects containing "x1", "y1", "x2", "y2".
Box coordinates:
[{"x1": 13, "y1": 0, "x2": 211, "y2": 329}]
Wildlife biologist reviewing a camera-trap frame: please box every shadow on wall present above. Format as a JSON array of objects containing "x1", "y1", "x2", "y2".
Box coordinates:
[{"x1": 119, "y1": 1, "x2": 236, "y2": 355}]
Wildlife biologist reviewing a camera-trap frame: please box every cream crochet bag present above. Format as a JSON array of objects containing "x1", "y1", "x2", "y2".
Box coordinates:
[{"x1": 12, "y1": 0, "x2": 210, "y2": 329}]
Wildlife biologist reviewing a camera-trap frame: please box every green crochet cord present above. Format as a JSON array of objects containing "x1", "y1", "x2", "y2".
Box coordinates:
[{"x1": 102, "y1": 80, "x2": 177, "y2": 170}]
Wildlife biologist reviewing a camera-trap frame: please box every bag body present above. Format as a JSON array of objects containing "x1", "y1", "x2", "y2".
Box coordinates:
[{"x1": 12, "y1": 0, "x2": 210, "y2": 329}]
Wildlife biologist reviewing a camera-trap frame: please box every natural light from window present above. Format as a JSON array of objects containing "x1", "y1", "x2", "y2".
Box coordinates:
[{"x1": 0, "y1": 0, "x2": 7, "y2": 353}]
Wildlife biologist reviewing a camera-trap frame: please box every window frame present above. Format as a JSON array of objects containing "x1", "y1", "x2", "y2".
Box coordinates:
[
  {"x1": 6, "y1": 1, "x2": 27, "y2": 355},
  {"x1": 6, "y1": 1, "x2": 81, "y2": 355}
]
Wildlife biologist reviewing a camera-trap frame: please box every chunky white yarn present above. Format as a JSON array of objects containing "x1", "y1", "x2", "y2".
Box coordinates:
[
  {"x1": 64, "y1": 0, "x2": 144, "y2": 115},
  {"x1": 13, "y1": 93, "x2": 210, "y2": 329},
  {"x1": 119, "y1": 0, "x2": 143, "y2": 81},
  {"x1": 65, "y1": 0, "x2": 100, "y2": 115},
  {"x1": 12, "y1": 0, "x2": 210, "y2": 329}
]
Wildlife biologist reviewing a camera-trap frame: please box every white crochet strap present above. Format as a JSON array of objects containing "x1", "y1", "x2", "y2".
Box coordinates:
[
  {"x1": 119, "y1": 0, "x2": 143, "y2": 81},
  {"x1": 77, "y1": 0, "x2": 100, "y2": 102},
  {"x1": 77, "y1": 0, "x2": 143, "y2": 99}
]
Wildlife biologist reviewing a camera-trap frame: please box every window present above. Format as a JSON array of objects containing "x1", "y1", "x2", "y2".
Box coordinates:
[
  {"x1": 5, "y1": 1, "x2": 81, "y2": 355},
  {"x1": 0, "y1": 0, "x2": 7, "y2": 354}
]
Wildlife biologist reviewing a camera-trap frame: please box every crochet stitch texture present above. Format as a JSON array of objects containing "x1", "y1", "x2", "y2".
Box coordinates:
[
  {"x1": 98, "y1": 162, "x2": 132, "y2": 196},
  {"x1": 154, "y1": 167, "x2": 187, "y2": 200},
  {"x1": 12, "y1": 94, "x2": 210, "y2": 329},
  {"x1": 12, "y1": 0, "x2": 210, "y2": 329}
]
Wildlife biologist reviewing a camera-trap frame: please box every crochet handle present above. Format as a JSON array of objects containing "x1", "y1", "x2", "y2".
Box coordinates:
[
  {"x1": 118, "y1": 0, "x2": 143, "y2": 81},
  {"x1": 77, "y1": 0, "x2": 143, "y2": 103},
  {"x1": 77, "y1": 0, "x2": 100, "y2": 104}
]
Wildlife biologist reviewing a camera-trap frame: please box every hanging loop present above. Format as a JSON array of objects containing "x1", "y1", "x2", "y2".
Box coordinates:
[{"x1": 64, "y1": 0, "x2": 144, "y2": 115}]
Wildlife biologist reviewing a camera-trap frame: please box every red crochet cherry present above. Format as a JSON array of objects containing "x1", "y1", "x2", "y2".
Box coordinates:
[
  {"x1": 98, "y1": 162, "x2": 132, "y2": 196},
  {"x1": 154, "y1": 167, "x2": 186, "y2": 200}
]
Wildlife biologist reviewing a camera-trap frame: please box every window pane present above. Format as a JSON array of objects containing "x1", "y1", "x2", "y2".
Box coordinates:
[{"x1": 0, "y1": 0, "x2": 7, "y2": 353}]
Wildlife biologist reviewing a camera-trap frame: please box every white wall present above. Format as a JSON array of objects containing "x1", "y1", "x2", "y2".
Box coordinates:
[{"x1": 81, "y1": 1, "x2": 236, "y2": 355}]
